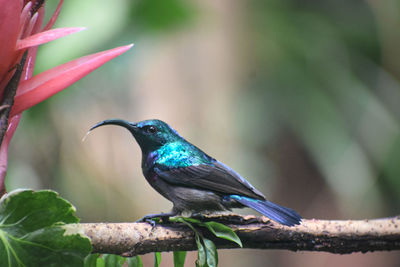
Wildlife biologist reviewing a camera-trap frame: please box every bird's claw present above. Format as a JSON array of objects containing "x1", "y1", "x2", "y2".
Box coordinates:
[
  {"x1": 136, "y1": 216, "x2": 159, "y2": 227},
  {"x1": 136, "y1": 213, "x2": 177, "y2": 226},
  {"x1": 144, "y1": 218, "x2": 157, "y2": 227}
]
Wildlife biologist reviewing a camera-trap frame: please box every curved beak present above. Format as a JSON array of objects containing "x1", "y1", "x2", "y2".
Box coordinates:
[{"x1": 89, "y1": 119, "x2": 138, "y2": 133}]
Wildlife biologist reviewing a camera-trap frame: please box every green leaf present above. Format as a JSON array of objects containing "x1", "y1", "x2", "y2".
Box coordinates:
[
  {"x1": 203, "y1": 221, "x2": 242, "y2": 247},
  {"x1": 173, "y1": 251, "x2": 187, "y2": 267},
  {"x1": 84, "y1": 253, "x2": 100, "y2": 267},
  {"x1": 172, "y1": 218, "x2": 206, "y2": 267},
  {"x1": 85, "y1": 254, "x2": 127, "y2": 267},
  {"x1": 194, "y1": 234, "x2": 206, "y2": 267},
  {"x1": 154, "y1": 252, "x2": 162, "y2": 267},
  {"x1": 127, "y1": 256, "x2": 143, "y2": 267},
  {"x1": 103, "y1": 254, "x2": 126, "y2": 266},
  {"x1": 172, "y1": 217, "x2": 198, "y2": 233},
  {"x1": 171, "y1": 217, "x2": 238, "y2": 266},
  {"x1": 168, "y1": 217, "x2": 180, "y2": 223},
  {"x1": 177, "y1": 217, "x2": 202, "y2": 224},
  {"x1": 96, "y1": 257, "x2": 105, "y2": 267},
  {"x1": 0, "y1": 189, "x2": 92, "y2": 266},
  {"x1": 171, "y1": 217, "x2": 242, "y2": 247},
  {"x1": 203, "y1": 238, "x2": 218, "y2": 267},
  {"x1": 169, "y1": 216, "x2": 203, "y2": 225}
]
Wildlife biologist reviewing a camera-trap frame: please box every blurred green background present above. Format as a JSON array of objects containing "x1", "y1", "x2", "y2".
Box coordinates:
[{"x1": 7, "y1": 0, "x2": 400, "y2": 266}]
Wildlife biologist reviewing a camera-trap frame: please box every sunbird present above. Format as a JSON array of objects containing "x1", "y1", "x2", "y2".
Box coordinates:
[{"x1": 89, "y1": 119, "x2": 301, "y2": 226}]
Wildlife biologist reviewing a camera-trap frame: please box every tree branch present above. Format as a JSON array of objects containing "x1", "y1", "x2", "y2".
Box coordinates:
[{"x1": 79, "y1": 214, "x2": 400, "y2": 256}]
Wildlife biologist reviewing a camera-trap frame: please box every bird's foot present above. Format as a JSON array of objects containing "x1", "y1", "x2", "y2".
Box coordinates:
[
  {"x1": 136, "y1": 212, "x2": 177, "y2": 226},
  {"x1": 136, "y1": 217, "x2": 158, "y2": 227}
]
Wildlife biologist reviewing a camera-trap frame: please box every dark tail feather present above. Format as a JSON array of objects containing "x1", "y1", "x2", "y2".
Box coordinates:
[{"x1": 230, "y1": 195, "x2": 301, "y2": 226}]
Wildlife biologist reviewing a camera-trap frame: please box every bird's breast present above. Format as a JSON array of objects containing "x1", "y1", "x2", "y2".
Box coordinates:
[{"x1": 142, "y1": 151, "x2": 159, "y2": 173}]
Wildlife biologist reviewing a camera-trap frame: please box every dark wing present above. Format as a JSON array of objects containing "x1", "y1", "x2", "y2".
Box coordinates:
[{"x1": 154, "y1": 160, "x2": 266, "y2": 200}]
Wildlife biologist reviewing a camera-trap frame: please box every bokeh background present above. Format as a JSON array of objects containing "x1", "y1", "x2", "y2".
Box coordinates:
[{"x1": 7, "y1": 0, "x2": 400, "y2": 266}]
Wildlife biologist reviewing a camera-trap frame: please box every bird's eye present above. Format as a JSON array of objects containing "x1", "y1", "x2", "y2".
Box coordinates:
[{"x1": 143, "y1": 125, "x2": 158, "y2": 134}]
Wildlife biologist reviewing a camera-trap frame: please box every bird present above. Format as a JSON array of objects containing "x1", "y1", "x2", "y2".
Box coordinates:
[{"x1": 88, "y1": 119, "x2": 301, "y2": 226}]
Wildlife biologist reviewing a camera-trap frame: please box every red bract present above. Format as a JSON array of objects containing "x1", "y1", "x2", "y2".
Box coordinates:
[{"x1": 0, "y1": 0, "x2": 133, "y2": 194}]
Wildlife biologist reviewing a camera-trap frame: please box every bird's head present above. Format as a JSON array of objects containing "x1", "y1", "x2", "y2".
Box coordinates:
[{"x1": 89, "y1": 119, "x2": 183, "y2": 153}]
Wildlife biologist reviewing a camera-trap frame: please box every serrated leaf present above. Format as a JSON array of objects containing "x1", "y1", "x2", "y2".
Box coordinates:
[
  {"x1": 0, "y1": 189, "x2": 91, "y2": 266},
  {"x1": 127, "y1": 256, "x2": 143, "y2": 267},
  {"x1": 203, "y1": 238, "x2": 218, "y2": 267},
  {"x1": 173, "y1": 251, "x2": 187, "y2": 267},
  {"x1": 84, "y1": 254, "x2": 100, "y2": 267},
  {"x1": 0, "y1": 189, "x2": 79, "y2": 228},
  {"x1": 154, "y1": 252, "x2": 162, "y2": 267},
  {"x1": 203, "y1": 221, "x2": 242, "y2": 247},
  {"x1": 102, "y1": 254, "x2": 126, "y2": 266}
]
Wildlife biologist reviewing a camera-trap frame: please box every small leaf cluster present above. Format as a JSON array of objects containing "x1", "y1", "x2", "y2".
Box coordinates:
[{"x1": 170, "y1": 217, "x2": 242, "y2": 267}]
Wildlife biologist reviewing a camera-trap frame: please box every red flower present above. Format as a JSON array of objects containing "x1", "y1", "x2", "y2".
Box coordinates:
[{"x1": 0, "y1": 0, "x2": 133, "y2": 194}]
